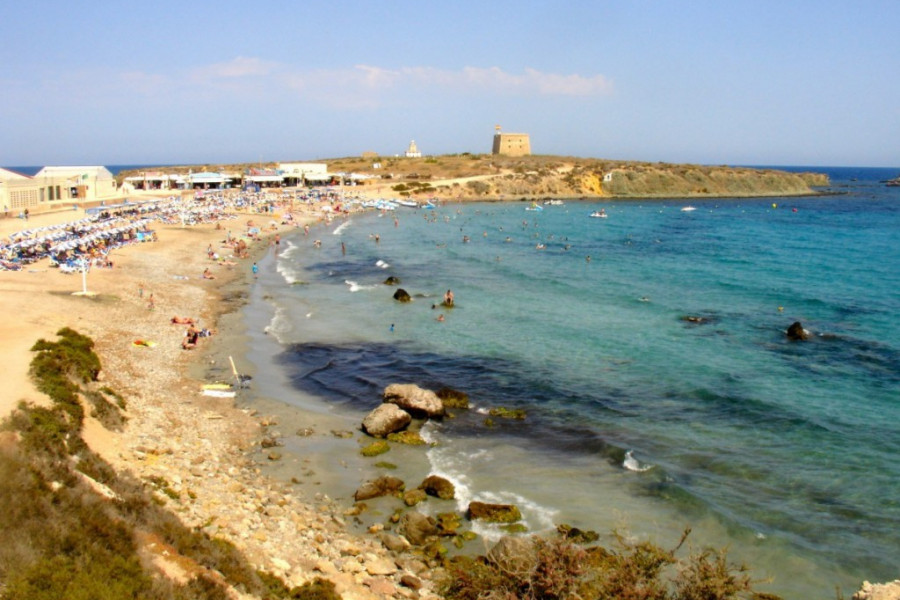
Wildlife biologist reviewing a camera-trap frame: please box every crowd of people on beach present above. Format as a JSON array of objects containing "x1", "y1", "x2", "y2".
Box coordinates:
[{"x1": 0, "y1": 187, "x2": 357, "y2": 272}]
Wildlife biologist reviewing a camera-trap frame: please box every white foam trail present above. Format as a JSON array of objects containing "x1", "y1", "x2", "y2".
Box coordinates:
[
  {"x1": 344, "y1": 280, "x2": 379, "y2": 292},
  {"x1": 623, "y1": 450, "x2": 653, "y2": 472},
  {"x1": 332, "y1": 220, "x2": 351, "y2": 235},
  {"x1": 280, "y1": 239, "x2": 299, "y2": 259},
  {"x1": 276, "y1": 260, "x2": 301, "y2": 285},
  {"x1": 264, "y1": 305, "x2": 293, "y2": 343}
]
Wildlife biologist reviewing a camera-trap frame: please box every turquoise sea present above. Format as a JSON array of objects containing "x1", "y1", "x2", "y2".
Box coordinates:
[{"x1": 243, "y1": 167, "x2": 899, "y2": 598}]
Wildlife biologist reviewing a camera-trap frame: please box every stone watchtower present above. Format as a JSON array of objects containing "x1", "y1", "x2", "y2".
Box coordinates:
[{"x1": 491, "y1": 125, "x2": 531, "y2": 156}]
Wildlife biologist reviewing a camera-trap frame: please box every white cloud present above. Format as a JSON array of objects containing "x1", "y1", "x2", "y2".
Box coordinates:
[
  {"x1": 177, "y1": 58, "x2": 612, "y2": 98},
  {"x1": 189, "y1": 56, "x2": 279, "y2": 83}
]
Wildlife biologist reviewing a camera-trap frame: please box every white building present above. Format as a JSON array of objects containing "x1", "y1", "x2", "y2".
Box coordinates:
[
  {"x1": 405, "y1": 140, "x2": 421, "y2": 158},
  {"x1": 2, "y1": 166, "x2": 118, "y2": 215}
]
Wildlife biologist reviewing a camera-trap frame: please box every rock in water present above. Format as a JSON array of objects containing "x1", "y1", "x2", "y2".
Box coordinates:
[
  {"x1": 393, "y1": 288, "x2": 412, "y2": 302},
  {"x1": 362, "y1": 403, "x2": 412, "y2": 437},
  {"x1": 383, "y1": 383, "x2": 445, "y2": 418},
  {"x1": 786, "y1": 321, "x2": 809, "y2": 341},
  {"x1": 419, "y1": 475, "x2": 455, "y2": 499},
  {"x1": 353, "y1": 475, "x2": 405, "y2": 501}
]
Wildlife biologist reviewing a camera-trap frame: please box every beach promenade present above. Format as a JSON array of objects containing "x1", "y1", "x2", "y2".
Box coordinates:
[{"x1": 0, "y1": 200, "x2": 427, "y2": 599}]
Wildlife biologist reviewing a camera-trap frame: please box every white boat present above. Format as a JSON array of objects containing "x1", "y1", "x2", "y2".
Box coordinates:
[
  {"x1": 397, "y1": 200, "x2": 419, "y2": 208},
  {"x1": 544, "y1": 199, "x2": 564, "y2": 206},
  {"x1": 525, "y1": 202, "x2": 543, "y2": 212},
  {"x1": 681, "y1": 206, "x2": 696, "y2": 212},
  {"x1": 589, "y1": 210, "x2": 608, "y2": 218}
]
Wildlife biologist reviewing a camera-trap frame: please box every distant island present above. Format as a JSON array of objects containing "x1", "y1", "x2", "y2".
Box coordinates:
[{"x1": 118, "y1": 154, "x2": 830, "y2": 200}]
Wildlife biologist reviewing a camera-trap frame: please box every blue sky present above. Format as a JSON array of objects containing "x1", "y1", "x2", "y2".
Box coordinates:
[{"x1": 3, "y1": 1, "x2": 898, "y2": 167}]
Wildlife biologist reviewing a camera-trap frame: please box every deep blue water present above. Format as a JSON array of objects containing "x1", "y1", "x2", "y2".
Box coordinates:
[{"x1": 247, "y1": 166, "x2": 899, "y2": 598}]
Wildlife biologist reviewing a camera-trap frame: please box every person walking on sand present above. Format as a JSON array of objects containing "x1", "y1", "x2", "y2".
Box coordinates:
[{"x1": 252, "y1": 262, "x2": 259, "y2": 278}]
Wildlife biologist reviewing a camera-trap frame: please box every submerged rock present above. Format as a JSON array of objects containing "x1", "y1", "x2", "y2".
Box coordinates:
[
  {"x1": 786, "y1": 321, "x2": 810, "y2": 341},
  {"x1": 383, "y1": 276, "x2": 401, "y2": 285}
]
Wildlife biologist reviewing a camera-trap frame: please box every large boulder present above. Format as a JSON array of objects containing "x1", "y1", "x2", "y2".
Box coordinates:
[
  {"x1": 786, "y1": 321, "x2": 810, "y2": 341},
  {"x1": 419, "y1": 475, "x2": 455, "y2": 500},
  {"x1": 398, "y1": 511, "x2": 439, "y2": 546},
  {"x1": 393, "y1": 288, "x2": 412, "y2": 302},
  {"x1": 354, "y1": 475, "x2": 405, "y2": 501},
  {"x1": 362, "y1": 403, "x2": 411, "y2": 438},
  {"x1": 466, "y1": 501, "x2": 522, "y2": 523},
  {"x1": 384, "y1": 383, "x2": 445, "y2": 419}
]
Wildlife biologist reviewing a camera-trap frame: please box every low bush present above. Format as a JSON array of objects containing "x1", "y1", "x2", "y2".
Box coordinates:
[{"x1": 439, "y1": 529, "x2": 774, "y2": 600}]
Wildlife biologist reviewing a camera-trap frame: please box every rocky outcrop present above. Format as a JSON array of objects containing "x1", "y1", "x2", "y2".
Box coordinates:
[
  {"x1": 383, "y1": 276, "x2": 401, "y2": 285},
  {"x1": 392, "y1": 288, "x2": 411, "y2": 302},
  {"x1": 383, "y1": 384, "x2": 445, "y2": 419},
  {"x1": 362, "y1": 403, "x2": 411, "y2": 438},
  {"x1": 466, "y1": 501, "x2": 522, "y2": 523}
]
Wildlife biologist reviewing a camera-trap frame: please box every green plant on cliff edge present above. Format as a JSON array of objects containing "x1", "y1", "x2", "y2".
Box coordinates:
[{"x1": 0, "y1": 328, "x2": 316, "y2": 600}]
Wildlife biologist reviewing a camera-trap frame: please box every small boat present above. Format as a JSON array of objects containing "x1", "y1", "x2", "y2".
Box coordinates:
[
  {"x1": 397, "y1": 199, "x2": 419, "y2": 208},
  {"x1": 589, "y1": 210, "x2": 608, "y2": 218},
  {"x1": 681, "y1": 206, "x2": 696, "y2": 212},
  {"x1": 544, "y1": 199, "x2": 564, "y2": 206},
  {"x1": 525, "y1": 202, "x2": 543, "y2": 212}
]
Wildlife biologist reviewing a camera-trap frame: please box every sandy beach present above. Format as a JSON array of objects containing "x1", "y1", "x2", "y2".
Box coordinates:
[{"x1": 0, "y1": 199, "x2": 434, "y2": 599}]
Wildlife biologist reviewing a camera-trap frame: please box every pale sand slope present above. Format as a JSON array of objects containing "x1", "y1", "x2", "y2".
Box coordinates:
[{"x1": 0, "y1": 207, "x2": 425, "y2": 599}]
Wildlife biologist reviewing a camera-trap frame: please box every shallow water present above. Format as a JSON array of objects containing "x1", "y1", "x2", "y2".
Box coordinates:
[{"x1": 242, "y1": 167, "x2": 900, "y2": 598}]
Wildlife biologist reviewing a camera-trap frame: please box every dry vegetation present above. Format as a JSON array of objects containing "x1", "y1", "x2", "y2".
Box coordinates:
[{"x1": 119, "y1": 155, "x2": 828, "y2": 201}]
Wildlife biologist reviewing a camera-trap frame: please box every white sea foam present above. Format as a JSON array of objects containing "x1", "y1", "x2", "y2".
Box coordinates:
[
  {"x1": 375, "y1": 259, "x2": 390, "y2": 269},
  {"x1": 276, "y1": 260, "x2": 302, "y2": 285},
  {"x1": 279, "y1": 239, "x2": 299, "y2": 260},
  {"x1": 332, "y1": 220, "x2": 351, "y2": 235},
  {"x1": 623, "y1": 450, "x2": 653, "y2": 472},
  {"x1": 265, "y1": 305, "x2": 292, "y2": 343},
  {"x1": 345, "y1": 280, "x2": 379, "y2": 292}
]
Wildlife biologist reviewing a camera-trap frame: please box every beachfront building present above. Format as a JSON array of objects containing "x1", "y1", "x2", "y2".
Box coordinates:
[
  {"x1": 187, "y1": 171, "x2": 232, "y2": 190},
  {"x1": 121, "y1": 171, "x2": 186, "y2": 191},
  {"x1": 491, "y1": 126, "x2": 531, "y2": 157},
  {"x1": 278, "y1": 162, "x2": 329, "y2": 187},
  {"x1": 405, "y1": 140, "x2": 422, "y2": 158},
  {"x1": 2, "y1": 166, "x2": 118, "y2": 217},
  {"x1": 244, "y1": 168, "x2": 283, "y2": 188}
]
